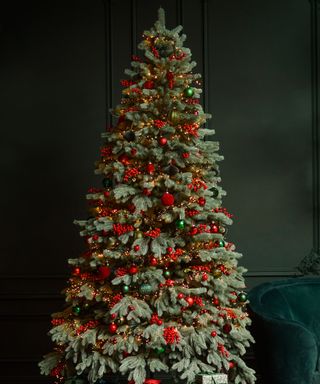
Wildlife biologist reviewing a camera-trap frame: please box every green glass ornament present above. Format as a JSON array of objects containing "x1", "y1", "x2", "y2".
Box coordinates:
[
  {"x1": 218, "y1": 240, "x2": 225, "y2": 247},
  {"x1": 176, "y1": 219, "x2": 185, "y2": 230},
  {"x1": 164, "y1": 270, "x2": 171, "y2": 278},
  {"x1": 124, "y1": 131, "x2": 136, "y2": 142},
  {"x1": 122, "y1": 285, "x2": 130, "y2": 293},
  {"x1": 102, "y1": 177, "x2": 112, "y2": 188},
  {"x1": 211, "y1": 187, "x2": 219, "y2": 198},
  {"x1": 139, "y1": 283, "x2": 153, "y2": 295},
  {"x1": 237, "y1": 292, "x2": 247, "y2": 303},
  {"x1": 184, "y1": 87, "x2": 194, "y2": 97},
  {"x1": 73, "y1": 306, "x2": 81, "y2": 315},
  {"x1": 155, "y1": 346, "x2": 165, "y2": 354}
]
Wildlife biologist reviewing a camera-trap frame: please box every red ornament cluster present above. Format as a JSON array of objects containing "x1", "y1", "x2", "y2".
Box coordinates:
[
  {"x1": 76, "y1": 320, "x2": 99, "y2": 335},
  {"x1": 123, "y1": 168, "x2": 141, "y2": 182},
  {"x1": 163, "y1": 326, "x2": 180, "y2": 344},
  {"x1": 150, "y1": 313, "x2": 163, "y2": 326},
  {"x1": 154, "y1": 119, "x2": 166, "y2": 128},
  {"x1": 120, "y1": 79, "x2": 136, "y2": 87},
  {"x1": 188, "y1": 177, "x2": 208, "y2": 192},
  {"x1": 113, "y1": 223, "x2": 134, "y2": 236},
  {"x1": 51, "y1": 318, "x2": 65, "y2": 326},
  {"x1": 100, "y1": 146, "x2": 113, "y2": 157},
  {"x1": 213, "y1": 207, "x2": 234, "y2": 218},
  {"x1": 144, "y1": 227, "x2": 161, "y2": 238}
]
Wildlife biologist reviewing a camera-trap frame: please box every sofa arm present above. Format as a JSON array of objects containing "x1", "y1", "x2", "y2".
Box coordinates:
[{"x1": 252, "y1": 314, "x2": 318, "y2": 384}]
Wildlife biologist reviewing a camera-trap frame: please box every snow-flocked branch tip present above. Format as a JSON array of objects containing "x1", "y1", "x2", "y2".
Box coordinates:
[{"x1": 158, "y1": 7, "x2": 165, "y2": 27}]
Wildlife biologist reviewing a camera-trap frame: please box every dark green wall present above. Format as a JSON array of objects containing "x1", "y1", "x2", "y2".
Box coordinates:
[{"x1": 0, "y1": 0, "x2": 318, "y2": 382}]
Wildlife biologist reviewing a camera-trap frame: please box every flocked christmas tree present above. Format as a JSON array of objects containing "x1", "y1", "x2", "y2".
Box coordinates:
[{"x1": 40, "y1": 8, "x2": 256, "y2": 384}]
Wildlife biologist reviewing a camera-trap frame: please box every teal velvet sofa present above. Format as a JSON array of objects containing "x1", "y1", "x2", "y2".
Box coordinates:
[{"x1": 248, "y1": 277, "x2": 320, "y2": 384}]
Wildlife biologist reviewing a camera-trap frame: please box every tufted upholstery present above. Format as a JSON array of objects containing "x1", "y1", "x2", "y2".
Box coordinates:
[{"x1": 248, "y1": 277, "x2": 320, "y2": 384}]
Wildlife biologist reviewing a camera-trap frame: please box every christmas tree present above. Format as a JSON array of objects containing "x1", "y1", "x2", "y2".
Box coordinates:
[{"x1": 39, "y1": 8, "x2": 256, "y2": 384}]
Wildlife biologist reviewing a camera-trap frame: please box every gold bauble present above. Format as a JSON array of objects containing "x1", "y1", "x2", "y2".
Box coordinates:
[
  {"x1": 107, "y1": 237, "x2": 116, "y2": 247},
  {"x1": 118, "y1": 317, "x2": 126, "y2": 325},
  {"x1": 168, "y1": 110, "x2": 180, "y2": 125},
  {"x1": 213, "y1": 270, "x2": 223, "y2": 278},
  {"x1": 135, "y1": 230, "x2": 143, "y2": 239}
]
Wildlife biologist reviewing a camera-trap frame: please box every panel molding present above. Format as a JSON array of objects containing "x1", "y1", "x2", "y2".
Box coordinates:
[
  {"x1": 103, "y1": 0, "x2": 113, "y2": 126},
  {"x1": 298, "y1": 0, "x2": 320, "y2": 274},
  {"x1": 201, "y1": 0, "x2": 209, "y2": 117}
]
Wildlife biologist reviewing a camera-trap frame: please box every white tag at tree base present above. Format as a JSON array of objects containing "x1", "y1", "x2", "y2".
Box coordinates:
[{"x1": 195, "y1": 373, "x2": 228, "y2": 384}]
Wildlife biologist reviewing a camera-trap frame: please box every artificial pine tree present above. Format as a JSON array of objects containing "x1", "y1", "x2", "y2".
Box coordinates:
[{"x1": 39, "y1": 8, "x2": 256, "y2": 384}]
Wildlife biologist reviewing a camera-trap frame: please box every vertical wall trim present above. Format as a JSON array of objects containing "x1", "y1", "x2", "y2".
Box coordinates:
[
  {"x1": 202, "y1": 0, "x2": 209, "y2": 121},
  {"x1": 176, "y1": 0, "x2": 183, "y2": 25},
  {"x1": 311, "y1": 0, "x2": 320, "y2": 253},
  {"x1": 298, "y1": 0, "x2": 320, "y2": 274},
  {"x1": 131, "y1": 0, "x2": 137, "y2": 55},
  {"x1": 103, "y1": 0, "x2": 113, "y2": 126}
]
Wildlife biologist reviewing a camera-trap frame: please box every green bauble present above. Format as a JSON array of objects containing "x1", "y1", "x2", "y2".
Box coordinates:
[
  {"x1": 211, "y1": 187, "x2": 219, "y2": 198},
  {"x1": 122, "y1": 285, "x2": 130, "y2": 293},
  {"x1": 102, "y1": 177, "x2": 112, "y2": 188},
  {"x1": 238, "y1": 292, "x2": 247, "y2": 303},
  {"x1": 176, "y1": 219, "x2": 185, "y2": 230},
  {"x1": 139, "y1": 283, "x2": 153, "y2": 295},
  {"x1": 184, "y1": 87, "x2": 194, "y2": 97},
  {"x1": 72, "y1": 306, "x2": 81, "y2": 315},
  {"x1": 218, "y1": 240, "x2": 225, "y2": 247},
  {"x1": 155, "y1": 347, "x2": 165, "y2": 355},
  {"x1": 164, "y1": 270, "x2": 171, "y2": 278}
]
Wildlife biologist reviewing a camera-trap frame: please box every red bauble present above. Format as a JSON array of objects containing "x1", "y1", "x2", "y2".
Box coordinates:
[
  {"x1": 167, "y1": 247, "x2": 173, "y2": 253},
  {"x1": 182, "y1": 152, "x2": 189, "y2": 158},
  {"x1": 118, "y1": 154, "x2": 130, "y2": 165},
  {"x1": 108, "y1": 323, "x2": 118, "y2": 334},
  {"x1": 110, "y1": 313, "x2": 117, "y2": 319},
  {"x1": 127, "y1": 203, "x2": 136, "y2": 213},
  {"x1": 131, "y1": 148, "x2": 137, "y2": 156},
  {"x1": 198, "y1": 197, "x2": 206, "y2": 206},
  {"x1": 146, "y1": 163, "x2": 155, "y2": 174},
  {"x1": 211, "y1": 330, "x2": 217, "y2": 337},
  {"x1": 98, "y1": 266, "x2": 111, "y2": 279},
  {"x1": 211, "y1": 224, "x2": 219, "y2": 233},
  {"x1": 213, "y1": 297, "x2": 220, "y2": 306},
  {"x1": 190, "y1": 226, "x2": 198, "y2": 235},
  {"x1": 202, "y1": 273, "x2": 208, "y2": 281},
  {"x1": 177, "y1": 293, "x2": 184, "y2": 299},
  {"x1": 157, "y1": 319, "x2": 163, "y2": 326},
  {"x1": 73, "y1": 267, "x2": 81, "y2": 275},
  {"x1": 143, "y1": 188, "x2": 152, "y2": 196},
  {"x1": 144, "y1": 80, "x2": 155, "y2": 89},
  {"x1": 229, "y1": 361, "x2": 236, "y2": 369},
  {"x1": 129, "y1": 265, "x2": 139, "y2": 274},
  {"x1": 223, "y1": 323, "x2": 232, "y2": 334},
  {"x1": 161, "y1": 192, "x2": 175, "y2": 206},
  {"x1": 134, "y1": 245, "x2": 140, "y2": 252},
  {"x1": 150, "y1": 257, "x2": 158, "y2": 266},
  {"x1": 185, "y1": 297, "x2": 194, "y2": 306},
  {"x1": 158, "y1": 137, "x2": 167, "y2": 146}
]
